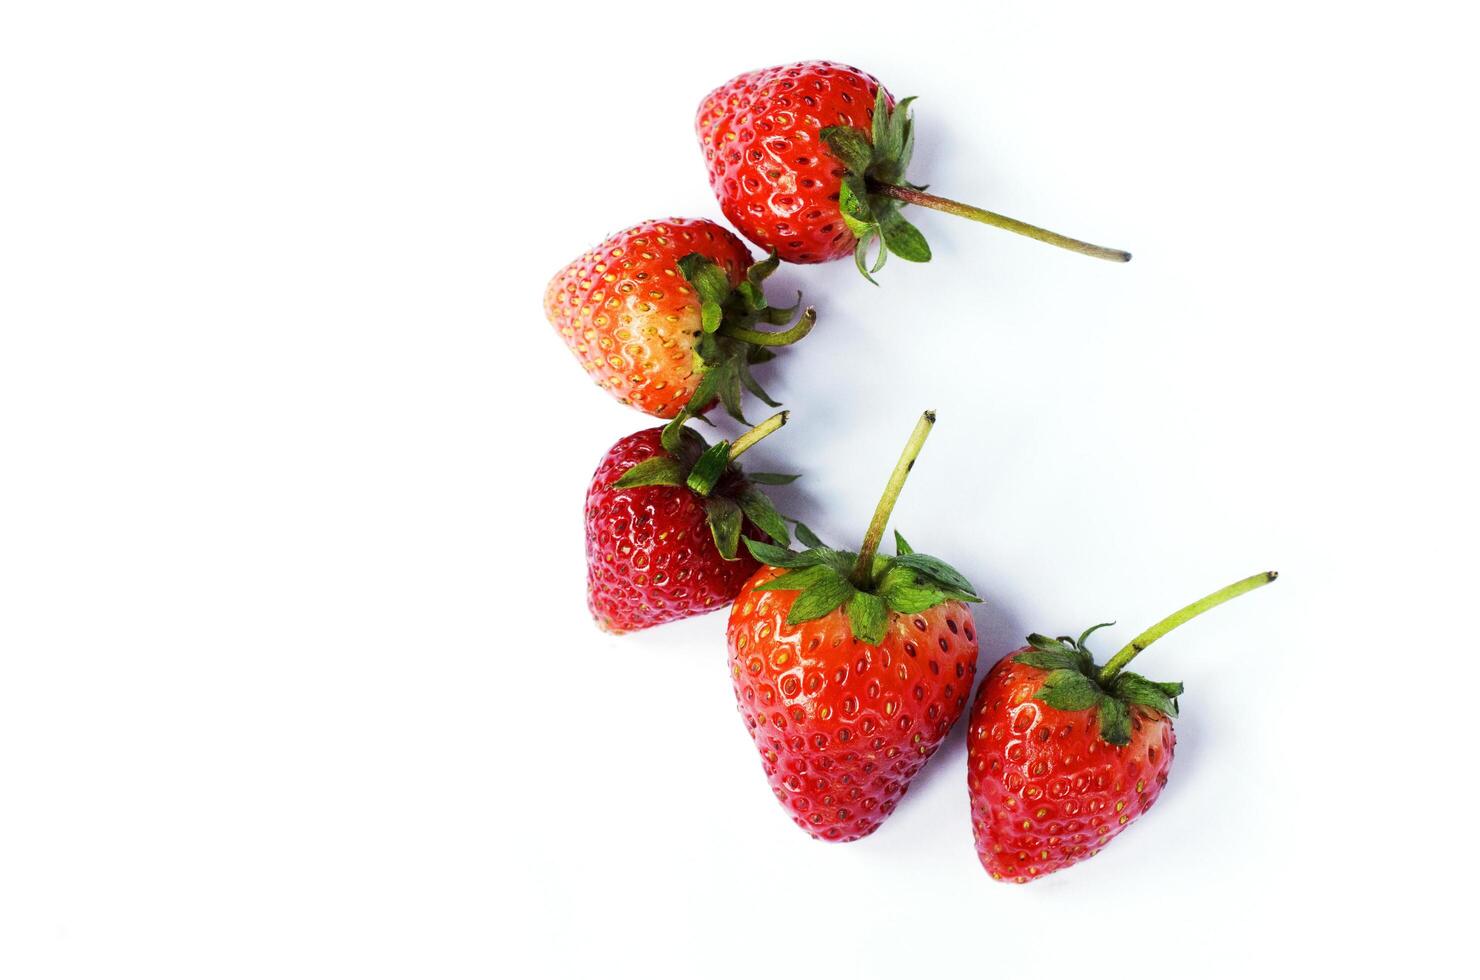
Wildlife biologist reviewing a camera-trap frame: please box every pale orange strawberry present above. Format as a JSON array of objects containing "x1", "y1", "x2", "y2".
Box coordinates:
[{"x1": 544, "y1": 218, "x2": 813, "y2": 420}]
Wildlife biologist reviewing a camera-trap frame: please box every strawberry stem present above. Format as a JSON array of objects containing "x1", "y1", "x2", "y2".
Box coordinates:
[
  {"x1": 728, "y1": 411, "x2": 788, "y2": 462},
  {"x1": 718, "y1": 308, "x2": 816, "y2": 347},
  {"x1": 1098, "y1": 571, "x2": 1279, "y2": 684},
  {"x1": 870, "y1": 183, "x2": 1131, "y2": 263},
  {"x1": 850, "y1": 411, "x2": 935, "y2": 588}
]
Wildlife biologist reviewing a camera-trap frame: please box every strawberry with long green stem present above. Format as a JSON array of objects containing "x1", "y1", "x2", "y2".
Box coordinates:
[
  {"x1": 967, "y1": 572, "x2": 1278, "y2": 882},
  {"x1": 726, "y1": 411, "x2": 982, "y2": 841},
  {"x1": 696, "y1": 61, "x2": 1130, "y2": 282}
]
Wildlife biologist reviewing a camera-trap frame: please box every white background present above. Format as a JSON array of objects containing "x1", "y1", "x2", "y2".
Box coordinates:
[{"x1": 3, "y1": 2, "x2": 1476, "y2": 977}]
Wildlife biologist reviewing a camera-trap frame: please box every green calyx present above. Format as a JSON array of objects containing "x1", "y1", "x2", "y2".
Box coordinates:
[
  {"x1": 821, "y1": 90, "x2": 1134, "y2": 282},
  {"x1": 820, "y1": 89, "x2": 930, "y2": 282},
  {"x1": 612, "y1": 411, "x2": 800, "y2": 561},
  {"x1": 744, "y1": 532, "x2": 980, "y2": 646},
  {"x1": 672, "y1": 251, "x2": 816, "y2": 426},
  {"x1": 1014, "y1": 627, "x2": 1182, "y2": 747},
  {"x1": 1016, "y1": 571, "x2": 1279, "y2": 746},
  {"x1": 741, "y1": 411, "x2": 981, "y2": 645}
]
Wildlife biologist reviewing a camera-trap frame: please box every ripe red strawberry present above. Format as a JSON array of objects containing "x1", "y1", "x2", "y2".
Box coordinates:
[
  {"x1": 586, "y1": 411, "x2": 798, "y2": 633},
  {"x1": 967, "y1": 573, "x2": 1278, "y2": 882},
  {"x1": 696, "y1": 61, "x2": 1130, "y2": 280},
  {"x1": 726, "y1": 412, "x2": 981, "y2": 841},
  {"x1": 545, "y1": 217, "x2": 815, "y2": 420}
]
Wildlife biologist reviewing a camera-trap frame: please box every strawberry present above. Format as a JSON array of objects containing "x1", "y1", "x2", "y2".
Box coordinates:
[
  {"x1": 696, "y1": 61, "x2": 1130, "y2": 281},
  {"x1": 545, "y1": 217, "x2": 815, "y2": 420},
  {"x1": 586, "y1": 411, "x2": 798, "y2": 633},
  {"x1": 726, "y1": 412, "x2": 981, "y2": 841},
  {"x1": 967, "y1": 572, "x2": 1278, "y2": 882}
]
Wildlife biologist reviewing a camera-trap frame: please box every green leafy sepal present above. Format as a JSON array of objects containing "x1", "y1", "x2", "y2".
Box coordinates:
[
  {"x1": 670, "y1": 250, "x2": 815, "y2": 427},
  {"x1": 612, "y1": 422, "x2": 799, "y2": 562},
  {"x1": 1013, "y1": 627, "x2": 1184, "y2": 747},
  {"x1": 743, "y1": 531, "x2": 980, "y2": 645},
  {"x1": 819, "y1": 89, "x2": 931, "y2": 282}
]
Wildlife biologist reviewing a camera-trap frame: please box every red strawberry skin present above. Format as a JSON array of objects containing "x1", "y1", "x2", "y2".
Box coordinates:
[
  {"x1": 585, "y1": 427, "x2": 761, "y2": 633},
  {"x1": 967, "y1": 650, "x2": 1175, "y2": 882},
  {"x1": 726, "y1": 565, "x2": 977, "y2": 841},
  {"x1": 546, "y1": 218, "x2": 753, "y2": 418},
  {"x1": 696, "y1": 61, "x2": 892, "y2": 264}
]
